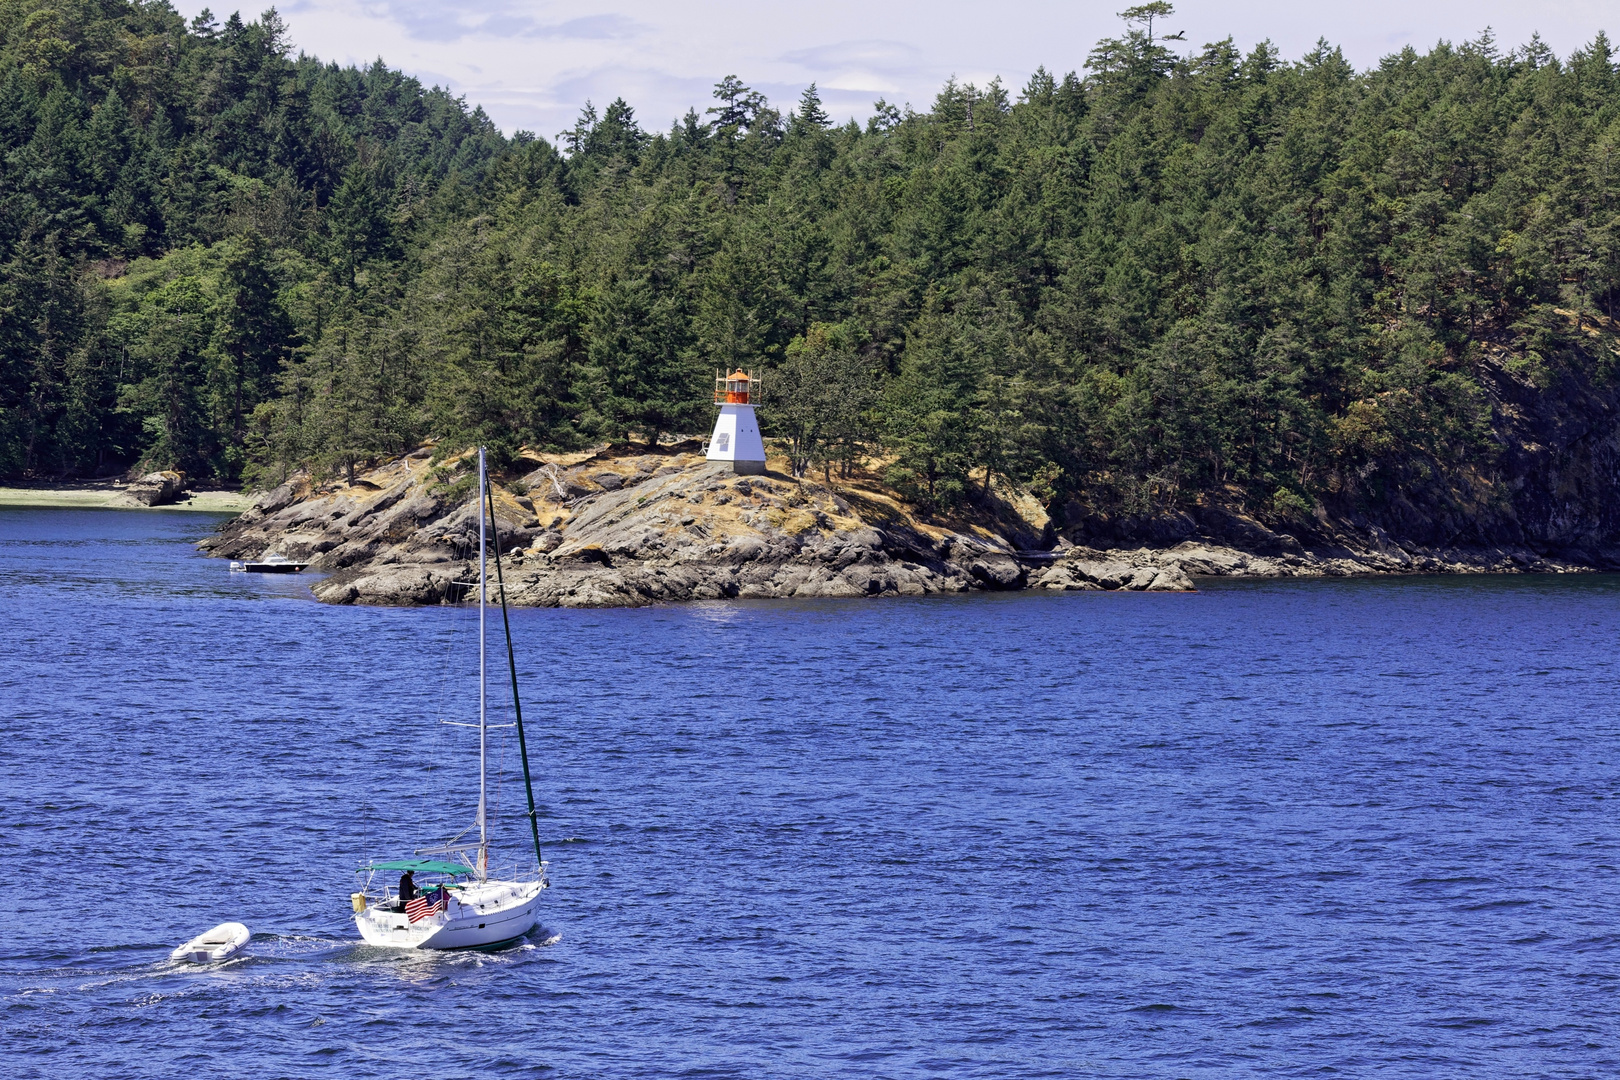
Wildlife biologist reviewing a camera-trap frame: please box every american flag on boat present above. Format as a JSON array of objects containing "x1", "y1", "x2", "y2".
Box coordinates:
[{"x1": 405, "y1": 887, "x2": 447, "y2": 923}]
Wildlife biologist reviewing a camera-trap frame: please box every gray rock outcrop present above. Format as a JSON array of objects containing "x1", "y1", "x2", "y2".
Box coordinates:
[
  {"x1": 115, "y1": 470, "x2": 185, "y2": 507},
  {"x1": 202, "y1": 448, "x2": 1051, "y2": 607},
  {"x1": 202, "y1": 441, "x2": 1605, "y2": 609}
]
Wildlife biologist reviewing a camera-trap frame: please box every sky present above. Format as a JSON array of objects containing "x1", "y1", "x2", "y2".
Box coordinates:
[{"x1": 171, "y1": 1, "x2": 1617, "y2": 140}]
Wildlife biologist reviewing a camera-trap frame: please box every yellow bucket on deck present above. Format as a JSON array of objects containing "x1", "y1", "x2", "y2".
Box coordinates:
[{"x1": 350, "y1": 892, "x2": 367, "y2": 913}]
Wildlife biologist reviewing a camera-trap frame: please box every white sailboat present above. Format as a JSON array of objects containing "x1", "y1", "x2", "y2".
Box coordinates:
[{"x1": 351, "y1": 447, "x2": 549, "y2": 949}]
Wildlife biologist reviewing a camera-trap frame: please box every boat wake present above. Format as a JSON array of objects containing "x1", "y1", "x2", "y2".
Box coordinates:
[{"x1": 245, "y1": 933, "x2": 357, "y2": 960}]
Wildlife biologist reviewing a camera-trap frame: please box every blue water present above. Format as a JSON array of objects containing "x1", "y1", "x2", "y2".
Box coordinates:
[{"x1": 2, "y1": 506, "x2": 1618, "y2": 1078}]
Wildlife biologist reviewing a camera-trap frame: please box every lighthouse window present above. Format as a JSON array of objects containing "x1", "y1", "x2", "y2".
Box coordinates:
[{"x1": 714, "y1": 433, "x2": 730, "y2": 451}]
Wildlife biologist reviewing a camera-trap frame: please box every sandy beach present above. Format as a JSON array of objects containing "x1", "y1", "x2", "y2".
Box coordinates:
[{"x1": 0, "y1": 483, "x2": 252, "y2": 513}]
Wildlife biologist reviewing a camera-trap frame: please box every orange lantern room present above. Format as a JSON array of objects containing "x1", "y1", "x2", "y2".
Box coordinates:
[{"x1": 714, "y1": 369, "x2": 756, "y2": 405}]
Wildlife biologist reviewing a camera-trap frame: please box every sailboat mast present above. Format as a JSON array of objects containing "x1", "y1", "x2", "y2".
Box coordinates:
[
  {"x1": 478, "y1": 446, "x2": 488, "y2": 877},
  {"x1": 485, "y1": 477, "x2": 546, "y2": 879}
]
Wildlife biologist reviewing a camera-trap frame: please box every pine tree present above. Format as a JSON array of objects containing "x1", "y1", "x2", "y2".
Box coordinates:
[
  {"x1": 795, "y1": 83, "x2": 830, "y2": 130},
  {"x1": 326, "y1": 165, "x2": 390, "y2": 286},
  {"x1": 586, "y1": 277, "x2": 702, "y2": 446},
  {"x1": 769, "y1": 322, "x2": 869, "y2": 478},
  {"x1": 209, "y1": 231, "x2": 294, "y2": 479}
]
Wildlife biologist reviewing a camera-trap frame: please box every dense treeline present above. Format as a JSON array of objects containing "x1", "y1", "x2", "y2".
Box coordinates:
[
  {"x1": 0, "y1": 0, "x2": 506, "y2": 480},
  {"x1": 4, "y1": 1, "x2": 1620, "y2": 533}
]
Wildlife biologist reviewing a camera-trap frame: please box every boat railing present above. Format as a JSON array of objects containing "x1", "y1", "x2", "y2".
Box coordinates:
[
  {"x1": 354, "y1": 857, "x2": 547, "y2": 903},
  {"x1": 465, "y1": 859, "x2": 547, "y2": 887}
]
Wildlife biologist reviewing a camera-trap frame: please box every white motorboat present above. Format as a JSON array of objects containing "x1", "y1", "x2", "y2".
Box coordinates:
[
  {"x1": 171, "y1": 922, "x2": 250, "y2": 963},
  {"x1": 229, "y1": 552, "x2": 308, "y2": 573},
  {"x1": 352, "y1": 447, "x2": 549, "y2": 950}
]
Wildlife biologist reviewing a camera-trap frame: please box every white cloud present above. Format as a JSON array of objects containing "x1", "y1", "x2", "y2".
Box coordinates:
[
  {"x1": 180, "y1": 1, "x2": 1615, "y2": 138},
  {"x1": 319, "y1": 1, "x2": 639, "y2": 42}
]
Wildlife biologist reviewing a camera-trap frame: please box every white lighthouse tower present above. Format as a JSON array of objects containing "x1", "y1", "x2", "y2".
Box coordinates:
[{"x1": 706, "y1": 369, "x2": 767, "y2": 475}]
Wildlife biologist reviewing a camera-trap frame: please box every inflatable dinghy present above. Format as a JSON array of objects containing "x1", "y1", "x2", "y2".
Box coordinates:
[{"x1": 171, "y1": 922, "x2": 250, "y2": 963}]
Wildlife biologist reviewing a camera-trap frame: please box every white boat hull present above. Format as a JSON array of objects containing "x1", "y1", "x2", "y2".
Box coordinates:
[
  {"x1": 355, "y1": 880, "x2": 543, "y2": 950},
  {"x1": 171, "y1": 922, "x2": 250, "y2": 963}
]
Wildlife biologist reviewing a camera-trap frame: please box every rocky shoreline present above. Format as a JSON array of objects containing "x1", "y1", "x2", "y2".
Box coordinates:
[{"x1": 199, "y1": 444, "x2": 1604, "y2": 608}]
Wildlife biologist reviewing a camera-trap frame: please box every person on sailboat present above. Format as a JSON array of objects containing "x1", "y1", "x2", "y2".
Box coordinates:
[{"x1": 399, "y1": 870, "x2": 417, "y2": 910}]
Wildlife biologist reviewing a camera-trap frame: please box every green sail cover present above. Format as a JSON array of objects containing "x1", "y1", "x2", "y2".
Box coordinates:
[{"x1": 366, "y1": 859, "x2": 471, "y2": 876}]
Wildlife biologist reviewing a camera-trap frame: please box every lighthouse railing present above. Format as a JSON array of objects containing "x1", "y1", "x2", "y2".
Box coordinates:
[{"x1": 713, "y1": 373, "x2": 760, "y2": 404}]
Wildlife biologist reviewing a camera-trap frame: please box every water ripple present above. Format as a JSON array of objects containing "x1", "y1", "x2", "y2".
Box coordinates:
[{"x1": 2, "y1": 508, "x2": 1619, "y2": 1077}]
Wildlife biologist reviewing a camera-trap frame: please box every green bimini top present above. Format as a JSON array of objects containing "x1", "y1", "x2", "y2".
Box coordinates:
[{"x1": 366, "y1": 859, "x2": 472, "y2": 876}]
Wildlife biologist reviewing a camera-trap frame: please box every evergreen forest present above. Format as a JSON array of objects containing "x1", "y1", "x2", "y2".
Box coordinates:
[{"x1": 4, "y1": 0, "x2": 1620, "y2": 535}]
